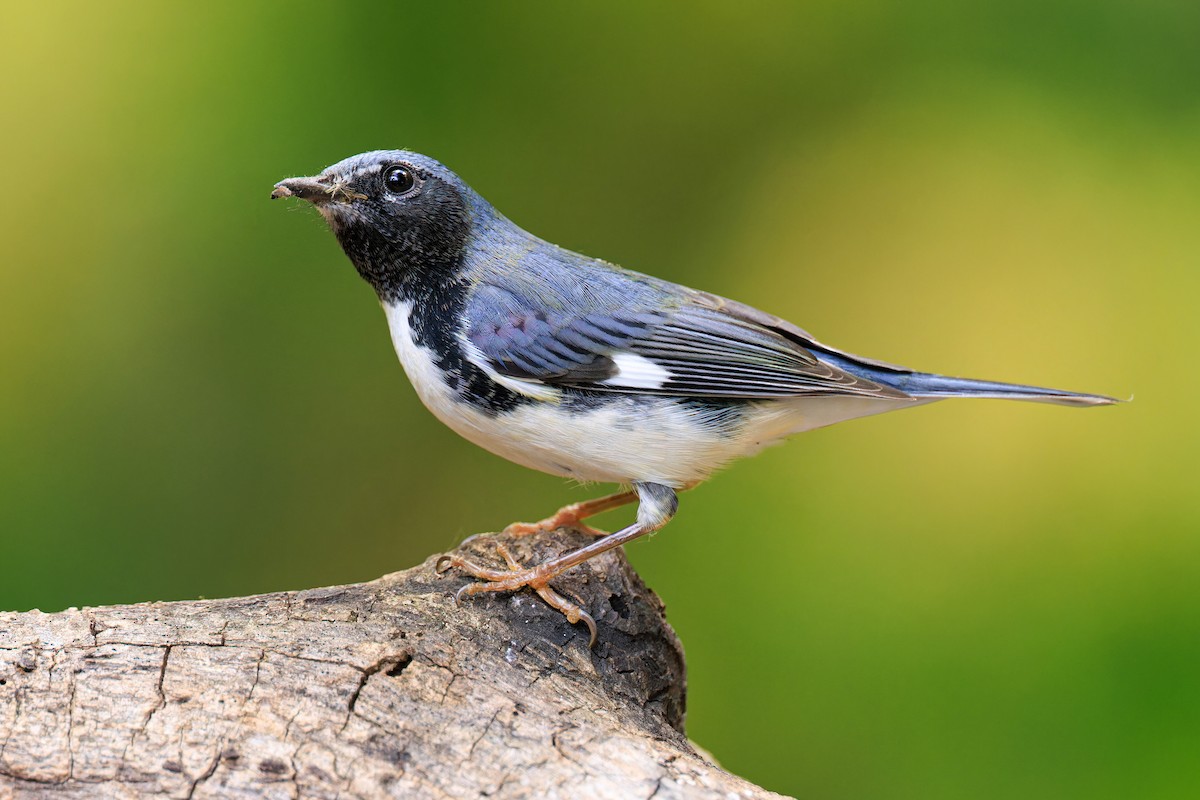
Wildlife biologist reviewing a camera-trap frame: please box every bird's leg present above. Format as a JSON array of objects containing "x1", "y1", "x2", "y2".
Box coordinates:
[
  {"x1": 503, "y1": 489, "x2": 638, "y2": 537},
  {"x1": 436, "y1": 482, "x2": 678, "y2": 647}
]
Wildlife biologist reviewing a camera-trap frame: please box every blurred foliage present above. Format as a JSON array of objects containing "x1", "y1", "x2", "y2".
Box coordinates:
[{"x1": 2, "y1": 2, "x2": 1197, "y2": 797}]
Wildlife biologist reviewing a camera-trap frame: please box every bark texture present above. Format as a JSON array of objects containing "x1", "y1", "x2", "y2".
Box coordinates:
[{"x1": 0, "y1": 529, "x2": 786, "y2": 799}]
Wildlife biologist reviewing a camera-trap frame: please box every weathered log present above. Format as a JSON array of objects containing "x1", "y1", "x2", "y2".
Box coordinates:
[{"x1": 0, "y1": 529, "x2": 786, "y2": 799}]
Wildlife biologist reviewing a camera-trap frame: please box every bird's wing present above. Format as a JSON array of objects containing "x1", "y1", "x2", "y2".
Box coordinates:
[{"x1": 463, "y1": 280, "x2": 910, "y2": 400}]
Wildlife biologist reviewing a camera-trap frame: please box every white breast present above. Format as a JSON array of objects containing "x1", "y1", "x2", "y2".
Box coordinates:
[{"x1": 383, "y1": 300, "x2": 495, "y2": 444}]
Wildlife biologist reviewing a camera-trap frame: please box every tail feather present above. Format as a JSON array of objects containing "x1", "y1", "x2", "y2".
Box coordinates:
[
  {"x1": 880, "y1": 372, "x2": 1118, "y2": 407},
  {"x1": 815, "y1": 352, "x2": 1119, "y2": 408}
]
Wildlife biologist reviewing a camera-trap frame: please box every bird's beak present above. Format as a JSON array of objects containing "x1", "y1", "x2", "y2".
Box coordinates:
[{"x1": 271, "y1": 176, "x2": 330, "y2": 203}]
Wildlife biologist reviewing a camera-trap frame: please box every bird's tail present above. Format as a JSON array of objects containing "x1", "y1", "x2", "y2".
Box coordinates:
[
  {"x1": 814, "y1": 351, "x2": 1119, "y2": 407},
  {"x1": 879, "y1": 372, "x2": 1118, "y2": 407}
]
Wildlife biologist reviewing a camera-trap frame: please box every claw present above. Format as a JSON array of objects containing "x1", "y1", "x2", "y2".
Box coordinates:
[
  {"x1": 580, "y1": 610, "x2": 598, "y2": 649},
  {"x1": 437, "y1": 540, "x2": 602, "y2": 647},
  {"x1": 534, "y1": 583, "x2": 598, "y2": 648},
  {"x1": 435, "y1": 487, "x2": 662, "y2": 649}
]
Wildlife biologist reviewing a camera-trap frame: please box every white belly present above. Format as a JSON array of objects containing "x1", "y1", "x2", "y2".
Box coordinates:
[
  {"x1": 382, "y1": 301, "x2": 922, "y2": 488},
  {"x1": 383, "y1": 301, "x2": 747, "y2": 486}
]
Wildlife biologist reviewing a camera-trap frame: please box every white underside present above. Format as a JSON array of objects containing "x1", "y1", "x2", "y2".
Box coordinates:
[{"x1": 383, "y1": 300, "x2": 927, "y2": 488}]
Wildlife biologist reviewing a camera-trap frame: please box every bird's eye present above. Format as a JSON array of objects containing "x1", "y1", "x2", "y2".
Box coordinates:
[{"x1": 383, "y1": 166, "x2": 415, "y2": 195}]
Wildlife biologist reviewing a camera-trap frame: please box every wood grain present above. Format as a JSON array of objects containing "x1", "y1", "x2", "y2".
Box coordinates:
[{"x1": 0, "y1": 529, "x2": 786, "y2": 799}]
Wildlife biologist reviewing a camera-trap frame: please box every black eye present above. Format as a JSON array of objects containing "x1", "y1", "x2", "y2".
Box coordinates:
[{"x1": 383, "y1": 166, "x2": 415, "y2": 194}]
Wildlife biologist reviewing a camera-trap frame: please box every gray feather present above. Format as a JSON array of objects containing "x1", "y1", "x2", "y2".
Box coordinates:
[{"x1": 465, "y1": 256, "x2": 906, "y2": 399}]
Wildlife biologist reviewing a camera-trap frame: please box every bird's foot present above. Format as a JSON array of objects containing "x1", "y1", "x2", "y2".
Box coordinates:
[
  {"x1": 435, "y1": 543, "x2": 598, "y2": 648},
  {"x1": 503, "y1": 506, "x2": 608, "y2": 538}
]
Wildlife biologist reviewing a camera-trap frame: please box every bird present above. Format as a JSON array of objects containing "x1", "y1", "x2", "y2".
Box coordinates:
[{"x1": 272, "y1": 150, "x2": 1117, "y2": 646}]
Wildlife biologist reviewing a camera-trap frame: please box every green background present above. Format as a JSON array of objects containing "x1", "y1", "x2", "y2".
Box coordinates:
[{"x1": 2, "y1": 3, "x2": 1196, "y2": 797}]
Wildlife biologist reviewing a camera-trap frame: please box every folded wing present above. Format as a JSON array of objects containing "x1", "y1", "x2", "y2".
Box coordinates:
[{"x1": 464, "y1": 282, "x2": 909, "y2": 400}]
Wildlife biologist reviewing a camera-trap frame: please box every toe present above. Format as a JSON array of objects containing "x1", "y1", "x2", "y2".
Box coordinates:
[
  {"x1": 532, "y1": 583, "x2": 598, "y2": 648},
  {"x1": 502, "y1": 520, "x2": 553, "y2": 537},
  {"x1": 435, "y1": 553, "x2": 511, "y2": 582}
]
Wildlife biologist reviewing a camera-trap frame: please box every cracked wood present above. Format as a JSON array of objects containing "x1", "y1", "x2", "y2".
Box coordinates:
[{"x1": 0, "y1": 529, "x2": 788, "y2": 800}]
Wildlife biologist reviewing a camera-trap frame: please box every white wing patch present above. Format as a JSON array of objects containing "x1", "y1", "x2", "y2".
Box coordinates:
[{"x1": 601, "y1": 352, "x2": 672, "y2": 390}]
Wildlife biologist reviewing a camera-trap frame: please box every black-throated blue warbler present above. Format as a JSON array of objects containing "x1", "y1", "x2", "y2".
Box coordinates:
[{"x1": 272, "y1": 150, "x2": 1116, "y2": 646}]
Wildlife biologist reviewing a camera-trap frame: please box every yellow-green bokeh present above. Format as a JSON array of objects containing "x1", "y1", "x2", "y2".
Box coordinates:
[{"x1": 2, "y1": 3, "x2": 1197, "y2": 797}]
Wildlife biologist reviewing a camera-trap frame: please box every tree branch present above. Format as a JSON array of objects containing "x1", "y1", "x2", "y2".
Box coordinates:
[{"x1": 0, "y1": 529, "x2": 786, "y2": 799}]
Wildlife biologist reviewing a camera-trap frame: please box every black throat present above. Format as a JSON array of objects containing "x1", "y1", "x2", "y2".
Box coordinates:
[
  {"x1": 331, "y1": 199, "x2": 529, "y2": 416},
  {"x1": 331, "y1": 187, "x2": 470, "y2": 305}
]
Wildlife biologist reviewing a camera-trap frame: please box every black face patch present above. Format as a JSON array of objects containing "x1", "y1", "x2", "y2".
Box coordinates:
[
  {"x1": 332, "y1": 168, "x2": 471, "y2": 304},
  {"x1": 330, "y1": 168, "x2": 530, "y2": 416}
]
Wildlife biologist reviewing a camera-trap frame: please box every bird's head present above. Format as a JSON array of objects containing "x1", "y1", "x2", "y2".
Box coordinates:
[{"x1": 273, "y1": 150, "x2": 479, "y2": 299}]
